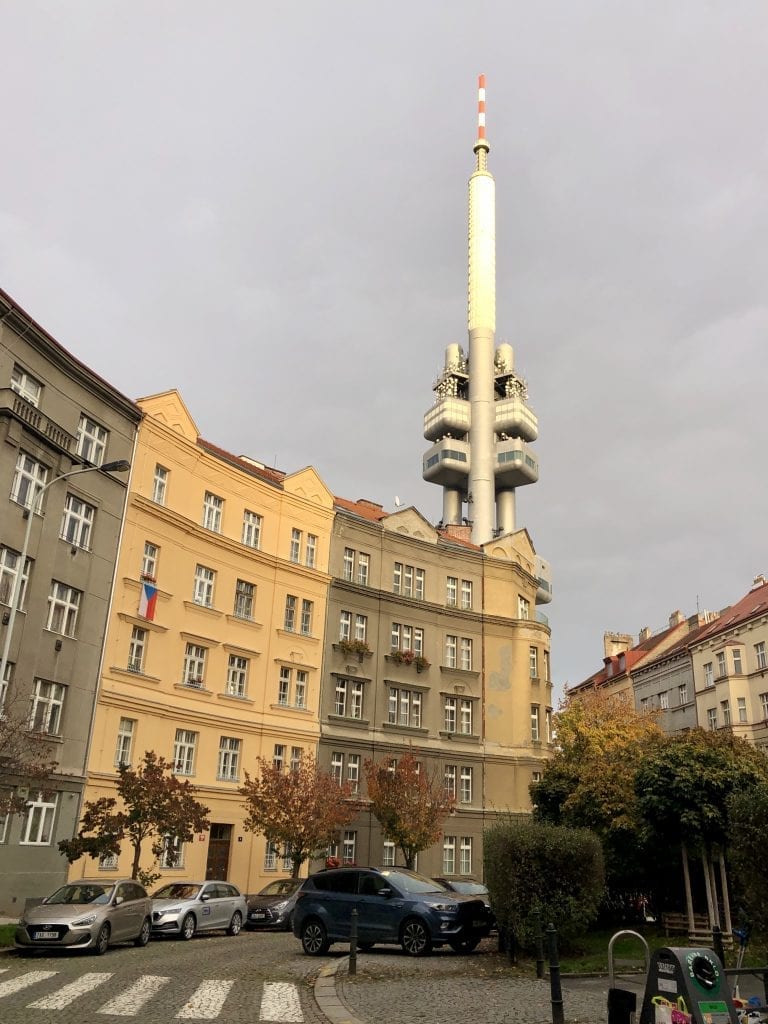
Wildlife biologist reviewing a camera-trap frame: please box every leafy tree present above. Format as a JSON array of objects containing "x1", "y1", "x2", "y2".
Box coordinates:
[
  {"x1": 364, "y1": 751, "x2": 454, "y2": 869},
  {"x1": 0, "y1": 695, "x2": 58, "y2": 817},
  {"x1": 727, "y1": 778, "x2": 768, "y2": 934},
  {"x1": 239, "y1": 753, "x2": 357, "y2": 877},
  {"x1": 59, "y1": 751, "x2": 210, "y2": 886}
]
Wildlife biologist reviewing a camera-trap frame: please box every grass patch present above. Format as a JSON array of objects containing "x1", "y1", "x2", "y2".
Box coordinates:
[{"x1": 0, "y1": 924, "x2": 16, "y2": 948}]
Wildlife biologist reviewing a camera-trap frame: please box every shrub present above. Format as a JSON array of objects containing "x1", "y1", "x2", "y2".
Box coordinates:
[{"x1": 484, "y1": 818, "x2": 604, "y2": 950}]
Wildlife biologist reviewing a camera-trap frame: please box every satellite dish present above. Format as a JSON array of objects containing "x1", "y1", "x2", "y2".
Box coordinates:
[{"x1": 394, "y1": 496, "x2": 402, "y2": 507}]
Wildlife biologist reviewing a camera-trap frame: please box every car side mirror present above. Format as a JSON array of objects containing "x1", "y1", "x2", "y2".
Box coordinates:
[
  {"x1": 200, "y1": 893, "x2": 210, "y2": 902},
  {"x1": 114, "y1": 896, "x2": 124, "y2": 906}
]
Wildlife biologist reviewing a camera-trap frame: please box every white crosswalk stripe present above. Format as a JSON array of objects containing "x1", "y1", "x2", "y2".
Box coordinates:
[
  {"x1": 259, "y1": 981, "x2": 303, "y2": 1022},
  {"x1": 0, "y1": 971, "x2": 58, "y2": 998},
  {"x1": 97, "y1": 974, "x2": 171, "y2": 1016},
  {"x1": 28, "y1": 972, "x2": 113, "y2": 1009},
  {"x1": 176, "y1": 979, "x2": 234, "y2": 1019}
]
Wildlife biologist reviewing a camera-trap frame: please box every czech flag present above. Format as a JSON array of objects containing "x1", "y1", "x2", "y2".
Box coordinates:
[{"x1": 138, "y1": 582, "x2": 158, "y2": 621}]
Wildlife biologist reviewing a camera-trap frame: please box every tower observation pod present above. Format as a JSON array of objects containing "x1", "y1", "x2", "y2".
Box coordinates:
[{"x1": 422, "y1": 75, "x2": 542, "y2": 555}]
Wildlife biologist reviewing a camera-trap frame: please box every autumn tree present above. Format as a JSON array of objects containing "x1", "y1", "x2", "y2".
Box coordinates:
[
  {"x1": 59, "y1": 751, "x2": 210, "y2": 887},
  {"x1": 239, "y1": 753, "x2": 357, "y2": 877},
  {"x1": 0, "y1": 694, "x2": 59, "y2": 817},
  {"x1": 364, "y1": 751, "x2": 455, "y2": 869}
]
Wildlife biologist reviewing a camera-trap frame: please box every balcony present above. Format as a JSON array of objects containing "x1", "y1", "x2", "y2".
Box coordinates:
[
  {"x1": 535, "y1": 556, "x2": 553, "y2": 606},
  {"x1": 0, "y1": 388, "x2": 76, "y2": 455},
  {"x1": 494, "y1": 439, "x2": 538, "y2": 488},
  {"x1": 422, "y1": 438, "x2": 470, "y2": 487},
  {"x1": 423, "y1": 398, "x2": 470, "y2": 443},
  {"x1": 493, "y1": 397, "x2": 538, "y2": 442}
]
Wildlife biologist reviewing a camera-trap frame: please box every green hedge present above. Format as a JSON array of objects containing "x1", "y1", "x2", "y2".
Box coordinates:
[{"x1": 484, "y1": 818, "x2": 604, "y2": 950}]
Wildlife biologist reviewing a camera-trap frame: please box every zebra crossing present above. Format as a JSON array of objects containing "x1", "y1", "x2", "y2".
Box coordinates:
[{"x1": 0, "y1": 967, "x2": 304, "y2": 1019}]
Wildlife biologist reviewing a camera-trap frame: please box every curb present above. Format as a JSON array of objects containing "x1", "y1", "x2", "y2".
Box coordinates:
[{"x1": 314, "y1": 957, "x2": 365, "y2": 1024}]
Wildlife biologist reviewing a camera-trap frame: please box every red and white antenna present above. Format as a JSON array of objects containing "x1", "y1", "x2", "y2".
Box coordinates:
[{"x1": 477, "y1": 74, "x2": 486, "y2": 140}]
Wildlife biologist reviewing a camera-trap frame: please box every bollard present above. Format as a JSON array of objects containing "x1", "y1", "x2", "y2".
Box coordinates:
[
  {"x1": 712, "y1": 925, "x2": 725, "y2": 967},
  {"x1": 349, "y1": 909, "x2": 358, "y2": 976},
  {"x1": 546, "y1": 923, "x2": 565, "y2": 1024},
  {"x1": 534, "y1": 910, "x2": 545, "y2": 980}
]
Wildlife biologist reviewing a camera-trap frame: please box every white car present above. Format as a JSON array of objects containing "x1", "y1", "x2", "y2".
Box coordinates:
[{"x1": 151, "y1": 881, "x2": 246, "y2": 939}]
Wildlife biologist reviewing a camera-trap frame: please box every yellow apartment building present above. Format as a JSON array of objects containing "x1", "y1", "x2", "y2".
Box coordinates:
[{"x1": 73, "y1": 390, "x2": 333, "y2": 891}]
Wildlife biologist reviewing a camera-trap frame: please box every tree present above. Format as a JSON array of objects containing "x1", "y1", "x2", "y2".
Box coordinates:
[
  {"x1": 0, "y1": 695, "x2": 58, "y2": 817},
  {"x1": 239, "y1": 753, "x2": 357, "y2": 877},
  {"x1": 727, "y1": 777, "x2": 768, "y2": 934},
  {"x1": 59, "y1": 751, "x2": 210, "y2": 886},
  {"x1": 364, "y1": 751, "x2": 455, "y2": 869}
]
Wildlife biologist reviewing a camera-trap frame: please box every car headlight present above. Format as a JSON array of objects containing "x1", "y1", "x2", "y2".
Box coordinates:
[
  {"x1": 160, "y1": 906, "x2": 183, "y2": 916},
  {"x1": 272, "y1": 900, "x2": 289, "y2": 912},
  {"x1": 430, "y1": 902, "x2": 458, "y2": 913},
  {"x1": 71, "y1": 914, "x2": 98, "y2": 927}
]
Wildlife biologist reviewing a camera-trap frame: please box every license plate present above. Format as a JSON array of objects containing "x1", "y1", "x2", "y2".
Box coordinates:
[
  {"x1": 472, "y1": 920, "x2": 485, "y2": 929},
  {"x1": 34, "y1": 931, "x2": 59, "y2": 940},
  {"x1": 252, "y1": 911, "x2": 267, "y2": 920}
]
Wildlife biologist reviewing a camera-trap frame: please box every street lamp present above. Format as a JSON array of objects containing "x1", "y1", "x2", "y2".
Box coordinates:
[{"x1": 0, "y1": 459, "x2": 131, "y2": 693}]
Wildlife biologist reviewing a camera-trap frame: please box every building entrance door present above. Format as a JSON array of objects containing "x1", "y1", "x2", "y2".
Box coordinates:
[{"x1": 205, "y1": 823, "x2": 232, "y2": 880}]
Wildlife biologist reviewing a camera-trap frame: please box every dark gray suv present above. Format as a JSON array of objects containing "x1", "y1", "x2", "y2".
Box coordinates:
[{"x1": 292, "y1": 866, "x2": 492, "y2": 956}]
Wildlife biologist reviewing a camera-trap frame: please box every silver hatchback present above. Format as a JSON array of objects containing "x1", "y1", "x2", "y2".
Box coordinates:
[{"x1": 151, "y1": 881, "x2": 246, "y2": 939}]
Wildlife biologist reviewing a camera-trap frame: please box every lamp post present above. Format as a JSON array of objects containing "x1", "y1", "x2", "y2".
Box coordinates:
[{"x1": 0, "y1": 459, "x2": 131, "y2": 693}]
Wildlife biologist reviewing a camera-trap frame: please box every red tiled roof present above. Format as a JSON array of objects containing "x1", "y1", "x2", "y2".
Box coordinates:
[
  {"x1": 571, "y1": 622, "x2": 684, "y2": 692},
  {"x1": 334, "y1": 497, "x2": 389, "y2": 522},
  {"x1": 197, "y1": 438, "x2": 285, "y2": 486},
  {"x1": 695, "y1": 580, "x2": 768, "y2": 643},
  {"x1": 633, "y1": 617, "x2": 721, "y2": 673}
]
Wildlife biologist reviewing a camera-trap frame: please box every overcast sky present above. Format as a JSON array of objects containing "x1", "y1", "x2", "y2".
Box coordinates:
[{"x1": 2, "y1": 1, "x2": 766, "y2": 699}]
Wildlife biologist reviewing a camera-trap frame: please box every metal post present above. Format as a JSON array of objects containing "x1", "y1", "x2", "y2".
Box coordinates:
[
  {"x1": 712, "y1": 924, "x2": 725, "y2": 967},
  {"x1": 534, "y1": 910, "x2": 545, "y2": 980},
  {"x1": 349, "y1": 909, "x2": 358, "y2": 976},
  {"x1": 546, "y1": 923, "x2": 564, "y2": 1024}
]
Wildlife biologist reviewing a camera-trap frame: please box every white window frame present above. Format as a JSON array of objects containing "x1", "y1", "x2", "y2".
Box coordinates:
[
  {"x1": 30, "y1": 679, "x2": 65, "y2": 734},
  {"x1": 354, "y1": 614, "x2": 368, "y2": 642},
  {"x1": 733, "y1": 648, "x2": 743, "y2": 675},
  {"x1": 459, "y1": 836, "x2": 473, "y2": 875},
  {"x1": 461, "y1": 579, "x2": 473, "y2": 610},
  {"x1": 227, "y1": 654, "x2": 248, "y2": 697},
  {"x1": 20, "y1": 791, "x2": 58, "y2": 845},
  {"x1": 445, "y1": 635, "x2": 457, "y2": 669},
  {"x1": 60, "y1": 493, "x2": 96, "y2": 550},
  {"x1": 141, "y1": 541, "x2": 158, "y2": 580},
  {"x1": 11, "y1": 450, "x2": 48, "y2": 510},
  {"x1": 202, "y1": 491, "x2": 224, "y2": 532},
  {"x1": 442, "y1": 835, "x2": 456, "y2": 874},
  {"x1": 76, "y1": 414, "x2": 108, "y2": 466},
  {"x1": 678, "y1": 683, "x2": 688, "y2": 705},
  {"x1": 342, "y1": 830, "x2": 356, "y2": 864},
  {"x1": 518, "y1": 596, "x2": 530, "y2": 619},
  {"x1": 414, "y1": 568, "x2": 425, "y2": 601},
  {"x1": 704, "y1": 662, "x2": 714, "y2": 687},
  {"x1": 446, "y1": 576, "x2": 457, "y2": 607},
  {"x1": 460, "y1": 637, "x2": 473, "y2": 672},
  {"x1": 46, "y1": 581, "x2": 81, "y2": 636},
  {"x1": 115, "y1": 717, "x2": 136, "y2": 767},
  {"x1": 152, "y1": 464, "x2": 168, "y2": 504},
  {"x1": 284, "y1": 595, "x2": 297, "y2": 632},
  {"x1": 305, "y1": 534, "x2": 317, "y2": 568},
  {"x1": 300, "y1": 599, "x2": 313, "y2": 636},
  {"x1": 0, "y1": 546, "x2": 31, "y2": 610},
  {"x1": 716, "y1": 651, "x2": 727, "y2": 679},
  {"x1": 339, "y1": 610, "x2": 352, "y2": 641},
  {"x1": 707, "y1": 707, "x2": 717, "y2": 731},
  {"x1": 128, "y1": 625, "x2": 147, "y2": 673},
  {"x1": 334, "y1": 677, "x2": 363, "y2": 719},
  {"x1": 346, "y1": 753, "x2": 360, "y2": 795},
  {"x1": 460, "y1": 766, "x2": 473, "y2": 804},
  {"x1": 278, "y1": 666, "x2": 291, "y2": 705},
  {"x1": 444, "y1": 696, "x2": 457, "y2": 733},
  {"x1": 756, "y1": 643, "x2": 767, "y2": 671},
  {"x1": 11, "y1": 364, "x2": 42, "y2": 406},
  {"x1": 273, "y1": 744, "x2": 285, "y2": 770},
  {"x1": 174, "y1": 729, "x2": 198, "y2": 775},
  {"x1": 444, "y1": 765, "x2": 457, "y2": 800},
  {"x1": 382, "y1": 840, "x2": 395, "y2": 867},
  {"x1": 193, "y1": 565, "x2": 215, "y2": 607},
  {"x1": 290, "y1": 529, "x2": 302, "y2": 563},
  {"x1": 183, "y1": 643, "x2": 207, "y2": 687},
  {"x1": 242, "y1": 510, "x2": 262, "y2": 548},
  {"x1": 531, "y1": 704, "x2": 541, "y2": 741},
  {"x1": 295, "y1": 670, "x2": 307, "y2": 709},
  {"x1": 234, "y1": 579, "x2": 255, "y2": 620},
  {"x1": 217, "y1": 737, "x2": 241, "y2": 781},
  {"x1": 290, "y1": 746, "x2": 302, "y2": 773},
  {"x1": 738, "y1": 696, "x2": 748, "y2": 723},
  {"x1": 357, "y1": 553, "x2": 369, "y2": 586},
  {"x1": 160, "y1": 835, "x2": 185, "y2": 869},
  {"x1": 330, "y1": 751, "x2": 344, "y2": 783},
  {"x1": 459, "y1": 699, "x2": 473, "y2": 735},
  {"x1": 529, "y1": 646, "x2": 538, "y2": 679}
]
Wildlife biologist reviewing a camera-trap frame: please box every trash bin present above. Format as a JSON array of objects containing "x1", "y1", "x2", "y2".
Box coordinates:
[{"x1": 639, "y1": 947, "x2": 739, "y2": 1024}]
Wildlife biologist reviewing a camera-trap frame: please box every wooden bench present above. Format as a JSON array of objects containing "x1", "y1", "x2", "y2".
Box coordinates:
[{"x1": 662, "y1": 912, "x2": 710, "y2": 936}]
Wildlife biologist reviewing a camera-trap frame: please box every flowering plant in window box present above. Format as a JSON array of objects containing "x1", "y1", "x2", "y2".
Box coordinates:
[
  {"x1": 336, "y1": 638, "x2": 371, "y2": 659},
  {"x1": 139, "y1": 573, "x2": 156, "y2": 583},
  {"x1": 414, "y1": 655, "x2": 430, "y2": 672}
]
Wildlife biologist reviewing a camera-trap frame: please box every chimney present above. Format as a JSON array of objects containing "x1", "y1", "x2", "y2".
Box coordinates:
[
  {"x1": 638, "y1": 627, "x2": 653, "y2": 643},
  {"x1": 603, "y1": 631, "x2": 633, "y2": 659},
  {"x1": 669, "y1": 610, "x2": 685, "y2": 628},
  {"x1": 752, "y1": 574, "x2": 767, "y2": 589}
]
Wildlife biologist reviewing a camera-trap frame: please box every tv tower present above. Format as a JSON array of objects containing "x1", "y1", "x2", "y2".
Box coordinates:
[{"x1": 423, "y1": 75, "x2": 541, "y2": 550}]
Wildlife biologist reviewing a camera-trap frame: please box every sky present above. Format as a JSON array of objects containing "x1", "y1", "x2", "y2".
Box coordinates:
[{"x1": 1, "y1": 1, "x2": 766, "y2": 699}]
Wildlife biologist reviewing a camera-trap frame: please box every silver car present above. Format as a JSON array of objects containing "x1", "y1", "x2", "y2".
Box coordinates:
[
  {"x1": 15, "y1": 879, "x2": 152, "y2": 955},
  {"x1": 151, "y1": 881, "x2": 246, "y2": 939}
]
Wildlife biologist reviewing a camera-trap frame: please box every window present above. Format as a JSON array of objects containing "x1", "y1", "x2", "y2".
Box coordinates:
[
  {"x1": 227, "y1": 655, "x2": 248, "y2": 697},
  {"x1": 20, "y1": 791, "x2": 58, "y2": 845},
  {"x1": 242, "y1": 510, "x2": 262, "y2": 548},
  {"x1": 128, "y1": 625, "x2": 147, "y2": 673},
  {"x1": 290, "y1": 529, "x2": 302, "y2": 563},
  {"x1": 659, "y1": 691, "x2": 669, "y2": 710},
  {"x1": 678, "y1": 683, "x2": 688, "y2": 705},
  {"x1": 445, "y1": 635, "x2": 457, "y2": 669},
  {"x1": 461, "y1": 579, "x2": 473, "y2": 610},
  {"x1": 459, "y1": 699, "x2": 473, "y2": 735},
  {"x1": 444, "y1": 765, "x2": 457, "y2": 799},
  {"x1": 300, "y1": 599, "x2": 313, "y2": 636},
  {"x1": 30, "y1": 679, "x2": 65, "y2": 734},
  {"x1": 11, "y1": 364, "x2": 42, "y2": 406},
  {"x1": 721, "y1": 700, "x2": 731, "y2": 726},
  {"x1": 716, "y1": 651, "x2": 727, "y2": 679},
  {"x1": 60, "y1": 493, "x2": 96, "y2": 549},
  {"x1": 115, "y1": 718, "x2": 136, "y2": 767},
  {"x1": 393, "y1": 562, "x2": 422, "y2": 597},
  {"x1": 99, "y1": 852, "x2": 118, "y2": 871},
  {"x1": 756, "y1": 643, "x2": 767, "y2": 671},
  {"x1": 273, "y1": 745, "x2": 285, "y2": 771},
  {"x1": 141, "y1": 542, "x2": 158, "y2": 580},
  {"x1": 193, "y1": 565, "x2": 215, "y2": 607},
  {"x1": 11, "y1": 451, "x2": 47, "y2": 509},
  {"x1": 442, "y1": 835, "x2": 456, "y2": 874},
  {"x1": 234, "y1": 579, "x2": 255, "y2": 620},
  {"x1": 704, "y1": 662, "x2": 714, "y2": 688},
  {"x1": 331, "y1": 751, "x2": 344, "y2": 783},
  {"x1": 290, "y1": 746, "x2": 302, "y2": 773},
  {"x1": 518, "y1": 596, "x2": 530, "y2": 620},
  {"x1": 529, "y1": 646, "x2": 538, "y2": 679},
  {"x1": 46, "y1": 581, "x2": 81, "y2": 636},
  {"x1": 543, "y1": 650, "x2": 550, "y2": 681},
  {"x1": 738, "y1": 697, "x2": 748, "y2": 723},
  {"x1": 460, "y1": 836, "x2": 473, "y2": 875},
  {"x1": 76, "y1": 414, "x2": 108, "y2": 465},
  {"x1": 460, "y1": 766, "x2": 473, "y2": 804},
  {"x1": 733, "y1": 649, "x2": 743, "y2": 675},
  {"x1": 387, "y1": 687, "x2": 422, "y2": 728},
  {"x1": 218, "y1": 737, "x2": 241, "y2": 781},
  {"x1": 444, "y1": 697, "x2": 457, "y2": 733},
  {"x1": 393, "y1": 563, "x2": 403, "y2": 594},
  {"x1": 342, "y1": 830, "x2": 356, "y2": 864},
  {"x1": 707, "y1": 708, "x2": 717, "y2": 731},
  {"x1": 0, "y1": 546, "x2": 30, "y2": 609},
  {"x1": 761, "y1": 692, "x2": 768, "y2": 719},
  {"x1": 174, "y1": 729, "x2": 197, "y2": 775},
  {"x1": 152, "y1": 465, "x2": 168, "y2": 504},
  {"x1": 202, "y1": 492, "x2": 223, "y2": 532},
  {"x1": 460, "y1": 638, "x2": 473, "y2": 671},
  {"x1": 347, "y1": 754, "x2": 360, "y2": 795},
  {"x1": 446, "y1": 577, "x2": 457, "y2": 607},
  {"x1": 0, "y1": 661, "x2": 11, "y2": 711},
  {"x1": 354, "y1": 614, "x2": 368, "y2": 642},
  {"x1": 278, "y1": 667, "x2": 291, "y2": 705},
  {"x1": 183, "y1": 643, "x2": 207, "y2": 687},
  {"x1": 334, "y1": 677, "x2": 363, "y2": 719},
  {"x1": 357, "y1": 554, "x2": 369, "y2": 586},
  {"x1": 264, "y1": 842, "x2": 279, "y2": 870},
  {"x1": 305, "y1": 534, "x2": 317, "y2": 568},
  {"x1": 546, "y1": 707, "x2": 553, "y2": 743},
  {"x1": 284, "y1": 595, "x2": 297, "y2": 631},
  {"x1": 339, "y1": 610, "x2": 351, "y2": 641},
  {"x1": 295, "y1": 670, "x2": 307, "y2": 709},
  {"x1": 382, "y1": 841, "x2": 395, "y2": 867},
  {"x1": 415, "y1": 568, "x2": 425, "y2": 601},
  {"x1": 160, "y1": 836, "x2": 185, "y2": 869},
  {"x1": 343, "y1": 548, "x2": 354, "y2": 581},
  {"x1": 531, "y1": 704, "x2": 540, "y2": 741}
]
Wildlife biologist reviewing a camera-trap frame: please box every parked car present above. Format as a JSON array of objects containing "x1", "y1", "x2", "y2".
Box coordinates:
[
  {"x1": 15, "y1": 879, "x2": 152, "y2": 956},
  {"x1": 433, "y1": 877, "x2": 496, "y2": 930},
  {"x1": 151, "y1": 881, "x2": 246, "y2": 939},
  {"x1": 292, "y1": 866, "x2": 493, "y2": 957},
  {"x1": 246, "y1": 878, "x2": 303, "y2": 930}
]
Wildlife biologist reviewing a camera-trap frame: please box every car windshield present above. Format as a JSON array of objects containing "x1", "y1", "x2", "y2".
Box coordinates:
[
  {"x1": 259, "y1": 879, "x2": 300, "y2": 897},
  {"x1": 379, "y1": 869, "x2": 443, "y2": 895},
  {"x1": 447, "y1": 881, "x2": 488, "y2": 896},
  {"x1": 46, "y1": 884, "x2": 112, "y2": 905},
  {"x1": 152, "y1": 884, "x2": 201, "y2": 900}
]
